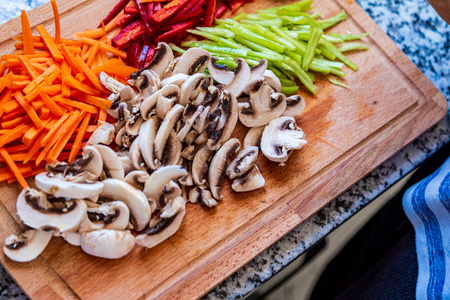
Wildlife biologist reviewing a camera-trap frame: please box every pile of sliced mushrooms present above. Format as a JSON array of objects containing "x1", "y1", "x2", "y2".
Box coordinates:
[{"x1": 3, "y1": 42, "x2": 307, "y2": 262}]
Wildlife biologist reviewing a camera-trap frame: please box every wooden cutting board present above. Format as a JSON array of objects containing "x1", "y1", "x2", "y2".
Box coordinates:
[{"x1": 0, "y1": 0, "x2": 446, "y2": 299}]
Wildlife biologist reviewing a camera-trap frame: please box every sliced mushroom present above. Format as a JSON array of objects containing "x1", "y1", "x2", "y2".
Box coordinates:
[
  {"x1": 134, "y1": 42, "x2": 173, "y2": 79},
  {"x1": 135, "y1": 209, "x2": 185, "y2": 248},
  {"x1": 143, "y1": 165, "x2": 188, "y2": 209},
  {"x1": 206, "y1": 90, "x2": 239, "y2": 150},
  {"x1": 192, "y1": 105, "x2": 210, "y2": 133},
  {"x1": 238, "y1": 83, "x2": 286, "y2": 127},
  {"x1": 179, "y1": 73, "x2": 206, "y2": 106},
  {"x1": 87, "y1": 123, "x2": 115, "y2": 146},
  {"x1": 226, "y1": 146, "x2": 259, "y2": 179},
  {"x1": 99, "y1": 71, "x2": 126, "y2": 94},
  {"x1": 139, "y1": 116, "x2": 160, "y2": 170},
  {"x1": 180, "y1": 144, "x2": 199, "y2": 161},
  {"x1": 129, "y1": 137, "x2": 145, "y2": 170},
  {"x1": 78, "y1": 201, "x2": 130, "y2": 232},
  {"x1": 155, "y1": 85, "x2": 180, "y2": 119},
  {"x1": 35, "y1": 173, "x2": 103, "y2": 202},
  {"x1": 177, "y1": 105, "x2": 204, "y2": 141},
  {"x1": 188, "y1": 187, "x2": 217, "y2": 208},
  {"x1": 179, "y1": 159, "x2": 193, "y2": 186},
  {"x1": 261, "y1": 116, "x2": 307, "y2": 164},
  {"x1": 243, "y1": 76, "x2": 265, "y2": 95},
  {"x1": 119, "y1": 86, "x2": 138, "y2": 109},
  {"x1": 154, "y1": 104, "x2": 184, "y2": 161},
  {"x1": 208, "y1": 138, "x2": 241, "y2": 199},
  {"x1": 161, "y1": 130, "x2": 182, "y2": 166},
  {"x1": 263, "y1": 70, "x2": 282, "y2": 93},
  {"x1": 17, "y1": 188, "x2": 87, "y2": 232},
  {"x1": 94, "y1": 145, "x2": 125, "y2": 181},
  {"x1": 125, "y1": 109, "x2": 143, "y2": 136},
  {"x1": 59, "y1": 232, "x2": 81, "y2": 246},
  {"x1": 173, "y1": 48, "x2": 210, "y2": 75},
  {"x1": 129, "y1": 70, "x2": 161, "y2": 100},
  {"x1": 115, "y1": 103, "x2": 131, "y2": 131},
  {"x1": 243, "y1": 126, "x2": 265, "y2": 148},
  {"x1": 192, "y1": 145, "x2": 214, "y2": 187},
  {"x1": 125, "y1": 170, "x2": 150, "y2": 190},
  {"x1": 184, "y1": 129, "x2": 198, "y2": 145},
  {"x1": 3, "y1": 230, "x2": 53, "y2": 262},
  {"x1": 207, "y1": 57, "x2": 234, "y2": 85},
  {"x1": 223, "y1": 58, "x2": 251, "y2": 98},
  {"x1": 250, "y1": 59, "x2": 268, "y2": 80},
  {"x1": 161, "y1": 73, "x2": 189, "y2": 87},
  {"x1": 283, "y1": 95, "x2": 306, "y2": 117},
  {"x1": 232, "y1": 165, "x2": 265, "y2": 192},
  {"x1": 81, "y1": 229, "x2": 135, "y2": 259},
  {"x1": 141, "y1": 84, "x2": 180, "y2": 120},
  {"x1": 101, "y1": 179, "x2": 151, "y2": 231},
  {"x1": 160, "y1": 195, "x2": 185, "y2": 219}
]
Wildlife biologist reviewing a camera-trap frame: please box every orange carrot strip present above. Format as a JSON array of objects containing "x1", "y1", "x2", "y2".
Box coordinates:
[
  {"x1": 20, "y1": 10, "x2": 35, "y2": 55},
  {"x1": 81, "y1": 45, "x2": 94, "y2": 62},
  {"x1": 80, "y1": 44, "x2": 89, "y2": 57},
  {"x1": 7, "y1": 167, "x2": 45, "y2": 182},
  {"x1": 53, "y1": 96, "x2": 99, "y2": 114},
  {"x1": 97, "y1": 108, "x2": 107, "y2": 125},
  {"x1": 13, "y1": 91, "x2": 43, "y2": 128},
  {"x1": 44, "y1": 67, "x2": 61, "y2": 85},
  {"x1": 51, "y1": 0, "x2": 61, "y2": 44},
  {"x1": 86, "y1": 43, "x2": 100, "y2": 67},
  {"x1": 1, "y1": 108, "x2": 25, "y2": 122},
  {"x1": 29, "y1": 61, "x2": 48, "y2": 72},
  {"x1": 81, "y1": 37, "x2": 127, "y2": 59},
  {"x1": 0, "y1": 124, "x2": 31, "y2": 147},
  {"x1": 35, "y1": 25, "x2": 64, "y2": 61},
  {"x1": 10, "y1": 74, "x2": 30, "y2": 81},
  {"x1": 92, "y1": 63, "x2": 138, "y2": 78},
  {"x1": 39, "y1": 107, "x2": 50, "y2": 119},
  {"x1": 24, "y1": 133, "x2": 45, "y2": 164},
  {"x1": 40, "y1": 114, "x2": 68, "y2": 146},
  {"x1": 22, "y1": 118, "x2": 51, "y2": 146},
  {"x1": 73, "y1": 27, "x2": 106, "y2": 40},
  {"x1": 69, "y1": 112, "x2": 90, "y2": 162},
  {"x1": 86, "y1": 125, "x2": 98, "y2": 133},
  {"x1": 0, "y1": 166, "x2": 32, "y2": 183},
  {"x1": 11, "y1": 80, "x2": 32, "y2": 89},
  {"x1": 0, "y1": 147, "x2": 29, "y2": 188},
  {"x1": 31, "y1": 100, "x2": 45, "y2": 111},
  {"x1": 23, "y1": 63, "x2": 58, "y2": 94},
  {"x1": 1, "y1": 115, "x2": 30, "y2": 129},
  {"x1": 5, "y1": 145, "x2": 29, "y2": 152},
  {"x1": 47, "y1": 111, "x2": 85, "y2": 162},
  {"x1": 17, "y1": 56, "x2": 39, "y2": 78},
  {"x1": 61, "y1": 60, "x2": 71, "y2": 97},
  {"x1": 3, "y1": 100, "x2": 20, "y2": 114},
  {"x1": 64, "y1": 75, "x2": 102, "y2": 96},
  {"x1": 0, "y1": 63, "x2": 8, "y2": 76},
  {"x1": 80, "y1": 94, "x2": 112, "y2": 109},
  {"x1": 36, "y1": 85, "x2": 66, "y2": 117},
  {"x1": 60, "y1": 44, "x2": 83, "y2": 74},
  {"x1": 74, "y1": 55, "x2": 108, "y2": 93}
]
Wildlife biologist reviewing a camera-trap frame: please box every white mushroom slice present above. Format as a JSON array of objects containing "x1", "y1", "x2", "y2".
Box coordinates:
[
  {"x1": 179, "y1": 73, "x2": 206, "y2": 106},
  {"x1": 133, "y1": 42, "x2": 173, "y2": 79},
  {"x1": 35, "y1": 173, "x2": 103, "y2": 202},
  {"x1": 119, "y1": 86, "x2": 138, "y2": 108},
  {"x1": 184, "y1": 129, "x2": 198, "y2": 145},
  {"x1": 115, "y1": 126, "x2": 127, "y2": 148},
  {"x1": 162, "y1": 181, "x2": 182, "y2": 201},
  {"x1": 129, "y1": 137, "x2": 145, "y2": 170},
  {"x1": 208, "y1": 138, "x2": 241, "y2": 199},
  {"x1": 192, "y1": 77, "x2": 212, "y2": 105},
  {"x1": 125, "y1": 114, "x2": 143, "y2": 136},
  {"x1": 250, "y1": 59, "x2": 268, "y2": 80},
  {"x1": 161, "y1": 73, "x2": 189, "y2": 87},
  {"x1": 3, "y1": 230, "x2": 52, "y2": 262},
  {"x1": 59, "y1": 232, "x2": 81, "y2": 246},
  {"x1": 206, "y1": 90, "x2": 239, "y2": 150},
  {"x1": 226, "y1": 146, "x2": 259, "y2": 179},
  {"x1": 86, "y1": 123, "x2": 115, "y2": 146},
  {"x1": 135, "y1": 209, "x2": 185, "y2": 248},
  {"x1": 177, "y1": 105, "x2": 203, "y2": 141},
  {"x1": 179, "y1": 160, "x2": 193, "y2": 186},
  {"x1": 283, "y1": 95, "x2": 306, "y2": 117},
  {"x1": 79, "y1": 201, "x2": 130, "y2": 232},
  {"x1": 173, "y1": 48, "x2": 210, "y2": 75},
  {"x1": 154, "y1": 104, "x2": 184, "y2": 161},
  {"x1": 160, "y1": 195, "x2": 185, "y2": 219},
  {"x1": 101, "y1": 179, "x2": 151, "y2": 231},
  {"x1": 188, "y1": 187, "x2": 217, "y2": 207},
  {"x1": 99, "y1": 71, "x2": 126, "y2": 93},
  {"x1": 261, "y1": 116, "x2": 307, "y2": 164},
  {"x1": 180, "y1": 144, "x2": 199, "y2": 160},
  {"x1": 232, "y1": 165, "x2": 265, "y2": 192},
  {"x1": 192, "y1": 105, "x2": 210, "y2": 133},
  {"x1": 207, "y1": 57, "x2": 234, "y2": 85},
  {"x1": 81, "y1": 229, "x2": 135, "y2": 259},
  {"x1": 125, "y1": 170, "x2": 150, "y2": 190},
  {"x1": 143, "y1": 165, "x2": 188, "y2": 209},
  {"x1": 161, "y1": 130, "x2": 182, "y2": 166},
  {"x1": 263, "y1": 70, "x2": 282, "y2": 93},
  {"x1": 94, "y1": 145, "x2": 125, "y2": 181},
  {"x1": 139, "y1": 116, "x2": 160, "y2": 170},
  {"x1": 118, "y1": 155, "x2": 142, "y2": 175},
  {"x1": 115, "y1": 103, "x2": 131, "y2": 131},
  {"x1": 141, "y1": 84, "x2": 180, "y2": 120},
  {"x1": 192, "y1": 145, "x2": 214, "y2": 187},
  {"x1": 243, "y1": 126, "x2": 265, "y2": 148},
  {"x1": 243, "y1": 76, "x2": 265, "y2": 95},
  {"x1": 223, "y1": 58, "x2": 251, "y2": 98},
  {"x1": 156, "y1": 86, "x2": 180, "y2": 119},
  {"x1": 238, "y1": 83, "x2": 286, "y2": 127},
  {"x1": 17, "y1": 188, "x2": 87, "y2": 232},
  {"x1": 129, "y1": 70, "x2": 161, "y2": 99}
]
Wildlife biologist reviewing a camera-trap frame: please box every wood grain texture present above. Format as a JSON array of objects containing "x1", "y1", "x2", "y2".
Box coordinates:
[{"x1": 0, "y1": 0, "x2": 446, "y2": 299}]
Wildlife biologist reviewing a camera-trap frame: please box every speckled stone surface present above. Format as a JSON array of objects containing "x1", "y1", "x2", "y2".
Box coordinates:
[{"x1": 0, "y1": 0, "x2": 449, "y2": 299}]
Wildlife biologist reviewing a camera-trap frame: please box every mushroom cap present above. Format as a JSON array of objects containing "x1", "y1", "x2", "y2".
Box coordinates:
[
  {"x1": 261, "y1": 116, "x2": 307, "y2": 163},
  {"x1": 161, "y1": 130, "x2": 182, "y2": 166},
  {"x1": 223, "y1": 58, "x2": 251, "y2": 98},
  {"x1": 3, "y1": 230, "x2": 53, "y2": 262},
  {"x1": 192, "y1": 145, "x2": 214, "y2": 187},
  {"x1": 16, "y1": 188, "x2": 87, "y2": 233},
  {"x1": 250, "y1": 59, "x2": 268, "y2": 80},
  {"x1": 135, "y1": 209, "x2": 185, "y2": 248},
  {"x1": 87, "y1": 123, "x2": 115, "y2": 146},
  {"x1": 142, "y1": 42, "x2": 174, "y2": 79},
  {"x1": 139, "y1": 116, "x2": 160, "y2": 170},
  {"x1": 129, "y1": 137, "x2": 145, "y2": 170},
  {"x1": 154, "y1": 104, "x2": 184, "y2": 161},
  {"x1": 94, "y1": 145, "x2": 125, "y2": 181},
  {"x1": 179, "y1": 73, "x2": 206, "y2": 106},
  {"x1": 101, "y1": 179, "x2": 151, "y2": 232},
  {"x1": 160, "y1": 195, "x2": 185, "y2": 219},
  {"x1": 263, "y1": 70, "x2": 282, "y2": 93},
  {"x1": 79, "y1": 201, "x2": 130, "y2": 232},
  {"x1": 231, "y1": 165, "x2": 265, "y2": 192},
  {"x1": 141, "y1": 84, "x2": 180, "y2": 120},
  {"x1": 243, "y1": 126, "x2": 265, "y2": 148},
  {"x1": 188, "y1": 187, "x2": 217, "y2": 207},
  {"x1": 35, "y1": 172, "x2": 103, "y2": 202},
  {"x1": 125, "y1": 170, "x2": 150, "y2": 190},
  {"x1": 226, "y1": 146, "x2": 259, "y2": 179},
  {"x1": 283, "y1": 95, "x2": 306, "y2": 117},
  {"x1": 173, "y1": 48, "x2": 210, "y2": 75},
  {"x1": 80, "y1": 229, "x2": 135, "y2": 259},
  {"x1": 161, "y1": 73, "x2": 189, "y2": 87},
  {"x1": 207, "y1": 57, "x2": 234, "y2": 85}
]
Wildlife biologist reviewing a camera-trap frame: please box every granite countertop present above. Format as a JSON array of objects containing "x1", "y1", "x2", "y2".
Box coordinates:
[{"x1": 0, "y1": 0, "x2": 449, "y2": 299}]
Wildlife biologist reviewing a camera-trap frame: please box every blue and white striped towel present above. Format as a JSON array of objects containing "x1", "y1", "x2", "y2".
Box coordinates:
[{"x1": 403, "y1": 156, "x2": 450, "y2": 300}]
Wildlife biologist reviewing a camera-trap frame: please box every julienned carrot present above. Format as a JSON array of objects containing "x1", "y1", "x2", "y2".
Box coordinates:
[
  {"x1": 86, "y1": 43, "x2": 100, "y2": 67},
  {"x1": 2, "y1": 115, "x2": 29, "y2": 129},
  {"x1": 35, "y1": 25, "x2": 64, "y2": 61},
  {"x1": 22, "y1": 118, "x2": 51, "y2": 146},
  {"x1": 64, "y1": 75, "x2": 102, "y2": 96},
  {"x1": 0, "y1": 166, "x2": 32, "y2": 182},
  {"x1": 25, "y1": 84, "x2": 61, "y2": 102},
  {"x1": 51, "y1": 0, "x2": 61, "y2": 44},
  {"x1": 39, "y1": 107, "x2": 50, "y2": 119},
  {"x1": 53, "y1": 96, "x2": 99, "y2": 114},
  {"x1": 61, "y1": 60, "x2": 71, "y2": 97},
  {"x1": 20, "y1": 11, "x2": 35, "y2": 55},
  {"x1": 0, "y1": 147, "x2": 29, "y2": 188},
  {"x1": 41, "y1": 114, "x2": 69, "y2": 147},
  {"x1": 36, "y1": 85, "x2": 65, "y2": 117},
  {"x1": 13, "y1": 91, "x2": 43, "y2": 128},
  {"x1": 97, "y1": 108, "x2": 107, "y2": 125},
  {"x1": 17, "y1": 56, "x2": 40, "y2": 79},
  {"x1": 80, "y1": 94, "x2": 112, "y2": 109},
  {"x1": 73, "y1": 27, "x2": 107, "y2": 40},
  {"x1": 3, "y1": 100, "x2": 20, "y2": 114},
  {"x1": 74, "y1": 55, "x2": 109, "y2": 93},
  {"x1": 23, "y1": 62, "x2": 58, "y2": 94},
  {"x1": 31, "y1": 100, "x2": 45, "y2": 111},
  {"x1": 7, "y1": 167, "x2": 45, "y2": 184},
  {"x1": 60, "y1": 44, "x2": 83, "y2": 74},
  {"x1": 24, "y1": 133, "x2": 45, "y2": 164},
  {"x1": 81, "y1": 37, "x2": 127, "y2": 59},
  {"x1": 69, "y1": 112, "x2": 90, "y2": 162},
  {"x1": 1, "y1": 108, "x2": 25, "y2": 122}
]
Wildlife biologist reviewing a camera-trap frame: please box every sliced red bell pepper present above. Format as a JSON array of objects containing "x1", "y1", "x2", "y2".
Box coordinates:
[
  {"x1": 202, "y1": 0, "x2": 216, "y2": 27},
  {"x1": 171, "y1": 0, "x2": 203, "y2": 19},
  {"x1": 135, "y1": 0, "x2": 155, "y2": 36},
  {"x1": 124, "y1": 6, "x2": 139, "y2": 15},
  {"x1": 127, "y1": 41, "x2": 141, "y2": 67},
  {"x1": 214, "y1": 5, "x2": 228, "y2": 19},
  {"x1": 98, "y1": 0, "x2": 131, "y2": 28},
  {"x1": 144, "y1": 43, "x2": 157, "y2": 67},
  {"x1": 112, "y1": 20, "x2": 146, "y2": 47},
  {"x1": 228, "y1": 0, "x2": 254, "y2": 13},
  {"x1": 116, "y1": 13, "x2": 139, "y2": 27},
  {"x1": 153, "y1": 2, "x2": 162, "y2": 13},
  {"x1": 165, "y1": 7, "x2": 204, "y2": 25},
  {"x1": 147, "y1": 3, "x2": 154, "y2": 19},
  {"x1": 150, "y1": 0, "x2": 190, "y2": 24},
  {"x1": 156, "y1": 20, "x2": 195, "y2": 43},
  {"x1": 137, "y1": 41, "x2": 151, "y2": 69}
]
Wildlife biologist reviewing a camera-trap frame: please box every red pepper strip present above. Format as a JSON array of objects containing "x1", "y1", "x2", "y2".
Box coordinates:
[
  {"x1": 116, "y1": 13, "x2": 140, "y2": 27},
  {"x1": 171, "y1": 0, "x2": 203, "y2": 19},
  {"x1": 202, "y1": 0, "x2": 216, "y2": 26},
  {"x1": 135, "y1": 0, "x2": 155, "y2": 36},
  {"x1": 127, "y1": 41, "x2": 141, "y2": 67},
  {"x1": 150, "y1": 0, "x2": 190, "y2": 24},
  {"x1": 124, "y1": 6, "x2": 139, "y2": 14},
  {"x1": 144, "y1": 43, "x2": 157, "y2": 66},
  {"x1": 98, "y1": 0, "x2": 130, "y2": 28},
  {"x1": 153, "y1": 2, "x2": 162, "y2": 12},
  {"x1": 112, "y1": 20, "x2": 146, "y2": 47},
  {"x1": 164, "y1": 7, "x2": 204, "y2": 25},
  {"x1": 156, "y1": 20, "x2": 194, "y2": 43},
  {"x1": 214, "y1": 5, "x2": 228, "y2": 19},
  {"x1": 137, "y1": 41, "x2": 152, "y2": 69},
  {"x1": 147, "y1": 2, "x2": 154, "y2": 19}
]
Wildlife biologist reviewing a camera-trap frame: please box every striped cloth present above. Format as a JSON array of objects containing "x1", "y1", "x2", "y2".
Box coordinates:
[{"x1": 403, "y1": 156, "x2": 450, "y2": 300}]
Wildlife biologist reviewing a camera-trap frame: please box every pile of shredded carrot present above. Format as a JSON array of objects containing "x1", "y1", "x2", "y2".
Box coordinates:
[{"x1": 0, "y1": 0, "x2": 138, "y2": 188}]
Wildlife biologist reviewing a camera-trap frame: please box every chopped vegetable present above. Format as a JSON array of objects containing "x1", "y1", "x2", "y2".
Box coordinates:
[{"x1": 329, "y1": 78, "x2": 351, "y2": 88}]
